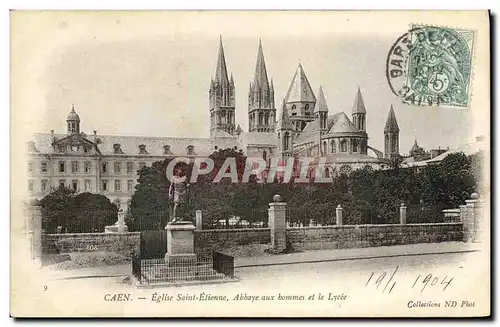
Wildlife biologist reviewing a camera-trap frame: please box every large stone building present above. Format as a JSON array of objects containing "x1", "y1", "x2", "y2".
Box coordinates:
[{"x1": 26, "y1": 37, "x2": 400, "y2": 209}]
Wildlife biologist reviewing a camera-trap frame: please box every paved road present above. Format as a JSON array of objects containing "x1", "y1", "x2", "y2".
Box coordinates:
[{"x1": 35, "y1": 250, "x2": 488, "y2": 317}]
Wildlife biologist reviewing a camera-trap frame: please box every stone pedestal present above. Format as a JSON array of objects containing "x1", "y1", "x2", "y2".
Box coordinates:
[
  {"x1": 336, "y1": 205, "x2": 343, "y2": 226},
  {"x1": 268, "y1": 196, "x2": 287, "y2": 253},
  {"x1": 105, "y1": 210, "x2": 128, "y2": 233},
  {"x1": 25, "y1": 204, "x2": 42, "y2": 268},
  {"x1": 399, "y1": 203, "x2": 407, "y2": 225},
  {"x1": 165, "y1": 221, "x2": 196, "y2": 266},
  {"x1": 464, "y1": 195, "x2": 484, "y2": 243},
  {"x1": 195, "y1": 210, "x2": 203, "y2": 230}
]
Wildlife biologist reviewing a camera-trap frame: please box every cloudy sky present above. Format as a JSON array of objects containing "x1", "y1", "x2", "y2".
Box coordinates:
[{"x1": 13, "y1": 11, "x2": 485, "y2": 155}]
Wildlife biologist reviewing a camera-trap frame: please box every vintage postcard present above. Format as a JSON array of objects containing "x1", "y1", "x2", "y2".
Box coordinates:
[{"x1": 10, "y1": 10, "x2": 491, "y2": 318}]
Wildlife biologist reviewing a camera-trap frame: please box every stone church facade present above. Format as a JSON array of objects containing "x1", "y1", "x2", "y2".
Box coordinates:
[{"x1": 25, "y1": 37, "x2": 401, "y2": 209}]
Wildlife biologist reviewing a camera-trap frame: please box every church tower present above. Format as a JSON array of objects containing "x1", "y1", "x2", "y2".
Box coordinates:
[
  {"x1": 209, "y1": 36, "x2": 236, "y2": 138},
  {"x1": 66, "y1": 104, "x2": 80, "y2": 135},
  {"x1": 384, "y1": 105, "x2": 400, "y2": 159},
  {"x1": 314, "y1": 86, "x2": 329, "y2": 134},
  {"x1": 284, "y1": 63, "x2": 316, "y2": 136},
  {"x1": 352, "y1": 87, "x2": 367, "y2": 132},
  {"x1": 248, "y1": 39, "x2": 276, "y2": 133},
  {"x1": 276, "y1": 100, "x2": 293, "y2": 158}
]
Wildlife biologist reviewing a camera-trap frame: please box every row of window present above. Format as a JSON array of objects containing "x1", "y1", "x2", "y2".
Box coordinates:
[
  {"x1": 28, "y1": 179, "x2": 136, "y2": 193},
  {"x1": 28, "y1": 161, "x2": 148, "y2": 174},
  {"x1": 321, "y1": 139, "x2": 365, "y2": 154}
]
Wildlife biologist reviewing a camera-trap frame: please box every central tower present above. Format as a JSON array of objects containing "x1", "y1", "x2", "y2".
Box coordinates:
[
  {"x1": 209, "y1": 36, "x2": 236, "y2": 138},
  {"x1": 248, "y1": 39, "x2": 276, "y2": 133},
  {"x1": 283, "y1": 63, "x2": 316, "y2": 138}
]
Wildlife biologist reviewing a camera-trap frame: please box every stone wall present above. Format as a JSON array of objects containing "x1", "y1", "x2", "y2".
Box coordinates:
[
  {"x1": 41, "y1": 223, "x2": 463, "y2": 258},
  {"x1": 42, "y1": 232, "x2": 140, "y2": 256},
  {"x1": 286, "y1": 223, "x2": 463, "y2": 251},
  {"x1": 194, "y1": 228, "x2": 271, "y2": 257}
]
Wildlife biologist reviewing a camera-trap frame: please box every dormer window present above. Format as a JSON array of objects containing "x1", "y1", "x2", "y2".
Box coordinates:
[
  {"x1": 113, "y1": 143, "x2": 123, "y2": 154},
  {"x1": 163, "y1": 145, "x2": 172, "y2": 155},
  {"x1": 139, "y1": 144, "x2": 148, "y2": 154},
  {"x1": 27, "y1": 141, "x2": 38, "y2": 153},
  {"x1": 186, "y1": 145, "x2": 195, "y2": 155}
]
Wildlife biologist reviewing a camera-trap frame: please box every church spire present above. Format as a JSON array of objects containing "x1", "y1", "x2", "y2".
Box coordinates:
[
  {"x1": 248, "y1": 39, "x2": 276, "y2": 133},
  {"x1": 352, "y1": 86, "x2": 366, "y2": 114},
  {"x1": 253, "y1": 38, "x2": 269, "y2": 90},
  {"x1": 384, "y1": 104, "x2": 400, "y2": 133},
  {"x1": 215, "y1": 35, "x2": 230, "y2": 87}
]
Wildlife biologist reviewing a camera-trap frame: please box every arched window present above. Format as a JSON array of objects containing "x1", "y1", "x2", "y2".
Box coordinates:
[
  {"x1": 385, "y1": 134, "x2": 390, "y2": 152},
  {"x1": 263, "y1": 150, "x2": 267, "y2": 161},
  {"x1": 292, "y1": 105, "x2": 296, "y2": 110},
  {"x1": 325, "y1": 167, "x2": 330, "y2": 178},
  {"x1": 284, "y1": 132, "x2": 290, "y2": 150},
  {"x1": 322, "y1": 141, "x2": 327, "y2": 154},
  {"x1": 352, "y1": 139, "x2": 359, "y2": 153},
  {"x1": 264, "y1": 113, "x2": 269, "y2": 125},
  {"x1": 340, "y1": 139, "x2": 347, "y2": 152},
  {"x1": 305, "y1": 103, "x2": 309, "y2": 110},
  {"x1": 258, "y1": 112, "x2": 263, "y2": 125},
  {"x1": 391, "y1": 135, "x2": 397, "y2": 152},
  {"x1": 331, "y1": 140, "x2": 336, "y2": 153}
]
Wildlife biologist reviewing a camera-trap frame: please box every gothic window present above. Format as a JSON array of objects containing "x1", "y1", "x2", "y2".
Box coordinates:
[
  {"x1": 139, "y1": 144, "x2": 148, "y2": 154},
  {"x1": 59, "y1": 161, "x2": 66, "y2": 173},
  {"x1": 340, "y1": 140, "x2": 348, "y2": 152},
  {"x1": 325, "y1": 167, "x2": 330, "y2": 178},
  {"x1": 265, "y1": 113, "x2": 269, "y2": 125},
  {"x1": 114, "y1": 162, "x2": 121, "y2": 173},
  {"x1": 41, "y1": 161, "x2": 48, "y2": 173},
  {"x1": 322, "y1": 141, "x2": 327, "y2": 154},
  {"x1": 258, "y1": 112, "x2": 263, "y2": 125},
  {"x1": 385, "y1": 134, "x2": 390, "y2": 152},
  {"x1": 284, "y1": 132, "x2": 290, "y2": 151},
  {"x1": 331, "y1": 140, "x2": 336, "y2": 153},
  {"x1": 391, "y1": 135, "x2": 398, "y2": 152},
  {"x1": 263, "y1": 150, "x2": 267, "y2": 161},
  {"x1": 71, "y1": 161, "x2": 79, "y2": 173},
  {"x1": 127, "y1": 162, "x2": 133, "y2": 174},
  {"x1": 352, "y1": 139, "x2": 359, "y2": 153},
  {"x1": 84, "y1": 161, "x2": 91, "y2": 174}
]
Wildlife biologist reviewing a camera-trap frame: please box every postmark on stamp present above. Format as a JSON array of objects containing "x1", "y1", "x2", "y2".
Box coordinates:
[{"x1": 386, "y1": 25, "x2": 475, "y2": 108}]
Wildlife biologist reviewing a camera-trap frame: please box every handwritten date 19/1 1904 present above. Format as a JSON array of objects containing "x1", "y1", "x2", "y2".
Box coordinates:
[{"x1": 365, "y1": 266, "x2": 454, "y2": 294}]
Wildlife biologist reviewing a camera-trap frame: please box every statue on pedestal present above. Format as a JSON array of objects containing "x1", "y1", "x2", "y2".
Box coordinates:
[{"x1": 168, "y1": 168, "x2": 190, "y2": 223}]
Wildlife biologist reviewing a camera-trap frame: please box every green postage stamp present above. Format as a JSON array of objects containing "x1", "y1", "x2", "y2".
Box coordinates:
[{"x1": 386, "y1": 24, "x2": 475, "y2": 108}]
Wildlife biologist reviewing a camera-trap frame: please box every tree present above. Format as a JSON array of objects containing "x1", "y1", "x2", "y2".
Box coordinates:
[{"x1": 40, "y1": 186, "x2": 118, "y2": 233}]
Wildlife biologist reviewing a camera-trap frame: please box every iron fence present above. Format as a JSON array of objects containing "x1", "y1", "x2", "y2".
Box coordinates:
[{"x1": 132, "y1": 251, "x2": 234, "y2": 284}]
